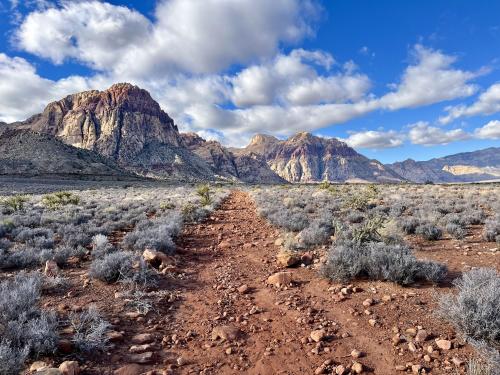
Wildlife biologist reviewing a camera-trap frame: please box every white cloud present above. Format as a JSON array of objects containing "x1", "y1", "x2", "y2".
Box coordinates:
[
  {"x1": 16, "y1": 0, "x2": 318, "y2": 76},
  {"x1": 0, "y1": 53, "x2": 92, "y2": 122},
  {"x1": 343, "y1": 130, "x2": 405, "y2": 149},
  {"x1": 378, "y1": 44, "x2": 479, "y2": 110},
  {"x1": 474, "y1": 120, "x2": 500, "y2": 139},
  {"x1": 229, "y1": 49, "x2": 370, "y2": 107},
  {"x1": 439, "y1": 83, "x2": 500, "y2": 124},
  {"x1": 408, "y1": 121, "x2": 471, "y2": 146}
]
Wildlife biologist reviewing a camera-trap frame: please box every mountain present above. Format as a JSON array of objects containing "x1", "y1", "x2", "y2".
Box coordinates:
[
  {"x1": 387, "y1": 147, "x2": 500, "y2": 183},
  {"x1": 15, "y1": 83, "x2": 217, "y2": 181},
  {"x1": 0, "y1": 128, "x2": 133, "y2": 178},
  {"x1": 233, "y1": 132, "x2": 403, "y2": 183},
  {"x1": 180, "y1": 133, "x2": 286, "y2": 183}
]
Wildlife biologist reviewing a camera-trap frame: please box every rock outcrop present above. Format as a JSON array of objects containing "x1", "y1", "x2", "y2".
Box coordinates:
[{"x1": 234, "y1": 132, "x2": 403, "y2": 183}]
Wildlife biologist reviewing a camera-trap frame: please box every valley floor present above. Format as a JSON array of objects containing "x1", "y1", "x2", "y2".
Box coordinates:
[{"x1": 37, "y1": 190, "x2": 498, "y2": 375}]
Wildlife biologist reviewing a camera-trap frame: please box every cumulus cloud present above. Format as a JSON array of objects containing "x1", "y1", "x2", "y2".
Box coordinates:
[
  {"x1": 377, "y1": 45, "x2": 479, "y2": 110},
  {"x1": 439, "y1": 83, "x2": 500, "y2": 124},
  {"x1": 343, "y1": 130, "x2": 405, "y2": 149},
  {"x1": 474, "y1": 120, "x2": 500, "y2": 139},
  {"x1": 408, "y1": 121, "x2": 471, "y2": 146},
  {"x1": 0, "y1": 53, "x2": 93, "y2": 122},
  {"x1": 16, "y1": 0, "x2": 319, "y2": 76}
]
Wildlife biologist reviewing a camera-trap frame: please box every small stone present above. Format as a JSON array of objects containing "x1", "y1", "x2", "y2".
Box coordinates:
[
  {"x1": 107, "y1": 330, "x2": 125, "y2": 342},
  {"x1": 335, "y1": 365, "x2": 346, "y2": 374},
  {"x1": 211, "y1": 325, "x2": 240, "y2": 342},
  {"x1": 395, "y1": 365, "x2": 406, "y2": 371},
  {"x1": 452, "y1": 357, "x2": 464, "y2": 366},
  {"x1": 142, "y1": 249, "x2": 172, "y2": 268},
  {"x1": 310, "y1": 329, "x2": 327, "y2": 342},
  {"x1": 131, "y1": 333, "x2": 154, "y2": 344},
  {"x1": 129, "y1": 352, "x2": 154, "y2": 364},
  {"x1": 129, "y1": 344, "x2": 154, "y2": 353},
  {"x1": 314, "y1": 365, "x2": 326, "y2": 374},
  {"x1": 177, "y1": 357, "x2": 187, "y2": 366},
  {"x1": 237, "y1": 284, "x2": 249, "y2": 294},
  {"x1": 424, "y1": 355, "x2": 431, "y2": 362},
  {"x1": 435, "y1": 339, "x2": 452, "y2": 350},
  {"x1": 408, "y1": 342, "x2": 417, "y2": 352},
  {"x1": 382, "y1": 294, "x2": 392, "y2": 302},
  {"x1": 392, "y1": 334, "x2": 403, "y2": 346},
  {"x1": 38, "y1": 369, "x2": 62, "y2": 375},
  {"x1": 57, "y1": 338, "x2": 73, "y2": 353},
  {"x1": 267, "y1": 272, "x2": 293, "y2": 286},
  {"x1": 113, "y1": 364, "x2": 143, "y2": 375},
  {"x1": 276, "y1": 251, "x2": 301, "y2": 267},
  {"x1": 415, "y1": 330, "x2": 428, "y2": 342},
  {"x1": 362, "y1": 298, "x2": 373, "y2": 307},
  {"x1": 30, "y1": 361, "x2": 48, "y2": 372},
  {"x1": 351, "y1": 361, "x2": 364, "y2": 374},
  {"x1": 368, "y1": 319, "x2": 377, "y2": 327},
  {"x1": 411, "y1": 364, "x2": 422, "y2": 374},
  {"x1": 351, "y1": 349, "x2": 363, "y2": 358},
  {"x1": 59, "y1": 361, "x2": 79, "y2": 375},
  {"x1": 406, "y1": 328, "x2": 417, "y2": 336}
]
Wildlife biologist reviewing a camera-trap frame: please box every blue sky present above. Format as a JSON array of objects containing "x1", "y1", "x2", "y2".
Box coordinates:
[{"x1": 0, "y1": 0, "x2": 499, "y2": 163}]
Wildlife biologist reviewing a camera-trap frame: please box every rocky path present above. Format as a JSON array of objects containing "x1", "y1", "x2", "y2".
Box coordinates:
[{"x1": 167, "y1": 191, "x2": 402, "y2": 375}]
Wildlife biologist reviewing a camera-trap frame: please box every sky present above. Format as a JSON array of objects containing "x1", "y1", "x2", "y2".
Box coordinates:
[{"x1": 0, "y1": 0, "x2": 500, "y2": 163}]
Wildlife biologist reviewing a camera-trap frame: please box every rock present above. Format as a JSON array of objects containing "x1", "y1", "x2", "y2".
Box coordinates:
[
  {"x1": 300, "y1": 252, "x2": 313, "y2": 265},
  {"x1": 452, "y1": 357, "x2": 464, "y2": 366},
  {"x1": 211, "y1": 325, "x2": 241, "y2": 342},
  {"x1": 113, "y1": 364, "x2": 144, "y2": 375},
  {"x1": 362, "y1": 298, "x2": 373, "y2": 307},
  {"x1": 408, "y1": 342, "x2": 417, "y2": 352},
  {"x1": 392, "y1": 334, "x2": 403, "y2": 346},
  {"x1": 395, "y1": 365, "x2": 406, "y2": 371},
  {"x1": 30, "y1": 362, "x2": 48, "y2": 372},
  {"x1": 435, "y1": 339, "x2": 452, "y2": 350},
  {"x1": 382, "y1": 294, "x2": 392, "y2": 302},
  {"x1": 38, "y1": 369, "x2": 62, "y2": 375},
  {"x1": 351, "y1": 361, "x2": 364, "y2": 374},
  {"x1": 368, "y1": 319, "x2": 377, "y2": 327},
  {"x1": 310, "y1": 329, "x2": 327, "y2": 342},
  {"x1": 276, "y1": 251, "x2": 301, "y2": 267},
  {"x1": 238, "y1": 284, "x2": 250, "y2": 294},
  {"x1": 411, "y1": 364, "x2": 422, "y2": 374},
  {"x1": 335, "y1": 365, "x2": 346, "y2": 374},
  {"x1": 351, "y1": 349, "x2": 363, "y2": 358},
  {"x1": 142, "y1": 249, "x2": 172, "y2": 268},
  {"x1": 107, "y1": 330, "x2": 125, "y2": 342},
  {"x1": 129, "y1": 352, "x2": 154, "y2": 364},
  {"x1": 129, "y1": 344, "x2": 154, "y2": 353},
  {"x1": 274, "y1": 238, "x2": 284, "y2": 246},
  {"x1": 131, "y1": 333, "x2": 154, "y2": 344},
  {"x1": 314, "y1": 365, "x2": 327, "y2": 374},
  {"x1": 266, "y1": 272, "x2": 293, "y2": 286},
  {"x1": 57, "y1": 338, "x2": 73, "y2": 353},
  {"x1": 44, "y1": 260, "x2": 60, "y2": 276},
  {"x1": 415, "y1": 329, "x2": 428, "y2": 342},
  {"x1": 59, "y1": 361, "x2": 80, "y2": 375},
  {"x1": 177, "y1": 357, "x2": 187, "y2": 366}
]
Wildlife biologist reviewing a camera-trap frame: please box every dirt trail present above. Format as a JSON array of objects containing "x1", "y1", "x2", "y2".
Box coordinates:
[{"x1": 170, "y1": 191, "x2": 400, "y2": 375}]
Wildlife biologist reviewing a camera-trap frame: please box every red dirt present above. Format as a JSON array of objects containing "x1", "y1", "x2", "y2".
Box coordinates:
[{"x1": 34, "y1": 191, "x2": 498, "y2": 374}]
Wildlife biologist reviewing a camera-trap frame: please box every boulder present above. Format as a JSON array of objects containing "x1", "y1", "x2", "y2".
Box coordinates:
[{"x1": 266, "y1": 272, "x2": 293, "y2": 287}]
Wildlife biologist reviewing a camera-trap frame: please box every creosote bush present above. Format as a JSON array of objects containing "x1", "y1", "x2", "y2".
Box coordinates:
[
  {"x1": 42, "y1": 191, "x2": 80, "y2": 210},
  {"x1": 322, "y1": 240, "x2": 447, "y2": 285},
  {"x1": 89, "y1": 251, "x2": 134, "y2": 283},
  {"x1": 415, "y1": 223, "x2": 443, "y2": 241}
]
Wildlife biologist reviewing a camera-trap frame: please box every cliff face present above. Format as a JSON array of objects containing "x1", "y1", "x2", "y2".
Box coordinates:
[
  {"x1": 235, "y1": 132, "x2": 403, "y2": 183},
  {"x1": 180, "y1": 133, "x2": 286, "y2": 183},
  {"x1": 26, "y1": 83, "x2": 181, "y2": 164}
]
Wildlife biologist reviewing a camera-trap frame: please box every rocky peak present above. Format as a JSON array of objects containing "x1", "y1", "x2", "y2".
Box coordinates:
[
  {"x1": 249, "y1": 134, "x2": 279, "y2": 146},
  {"x1": 26, "y1": 83, "x2": 181, "y2": 163}
]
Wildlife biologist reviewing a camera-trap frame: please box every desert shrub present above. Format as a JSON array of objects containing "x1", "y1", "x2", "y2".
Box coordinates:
[
  {"x1": 483, "y1": 218, "x2": 500, "y2": 242},
  {"x1": 70, "y1": 306, "x2": 110, "y2": 352},
  {"x1": 439, "y1": 268, "x2": 500, "y2": 346},
  {"x1": 264, "y1": 209, "x2": 309, "y2": 232},
  {"x1": 466, "y1": 339, "x2": 500, "y2": 375},
  {"x1": 42, "y1": 191, "x2": 80, "y2": 210},
  {"x1": 181, "y1": 203, "x2": 210, "y2": 223},
  {"x1": 196, "y1": 184, "x2": 212, "y2": 206},
  {"x1": 298, "y1": 218, "x2": 334, "y2": 248},
  {"x1": 463, "y1": 209, "x2": 486, "y2": 225},
  {"x1": 1, "y1": 195, "x2": 29, "y2": 212},
  {"x1": 399, "y1": 216, "x2": 420, "y2": 234},
  {"x1": 415, "y1": 223, "x2": 443, "y2": 240},
  {"x1": 343, "y1": 193, "x2": 370, "y2": 211},
  {"x1": 0, "y1": 238, "x2": 12, "y2": 249},
  {"x1": 446, "y1": 223, "x2": 467, "y2": 239},
  {"x1": 322, "y1": 241, "x2": 447, "y2": 285},
  {"x1": 91, "y1": 234, "x2": 115, "y2": 258},
  {"x1": 0, "y1": 273, "x2": 58, "y2": 374},
  {"x1": 58, "y1": 224, "x2": 92, "y2": 248},
  {"x1": 389, "y1": 203, "x2": 407, "y2": 217},
  {"x1": 89, "y1": 251, "x2": 134, "y2": 283}
]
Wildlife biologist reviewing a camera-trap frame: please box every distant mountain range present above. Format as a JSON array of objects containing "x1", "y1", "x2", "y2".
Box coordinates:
[{"x1": 1, "y1": 83, "x2": 498, "y2": 183}]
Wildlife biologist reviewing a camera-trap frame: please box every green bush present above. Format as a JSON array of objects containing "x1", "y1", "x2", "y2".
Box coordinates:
[
  {"x1": 42, "y1": 192, "x2": 80, "y2": 210},
  {"x1": 1, "y1": 195, "x2": 29, "y2": 212},
  {"x1": 196, "y1": 184, "x2": 212, "y2": 206}
]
